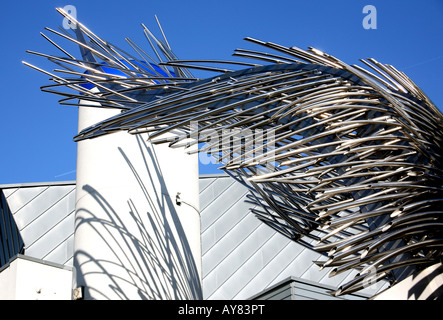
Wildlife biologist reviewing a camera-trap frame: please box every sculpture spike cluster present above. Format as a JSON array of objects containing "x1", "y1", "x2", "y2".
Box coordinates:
[{"x1": 25, "y1": 8, "x2": 443, "y2": 297}]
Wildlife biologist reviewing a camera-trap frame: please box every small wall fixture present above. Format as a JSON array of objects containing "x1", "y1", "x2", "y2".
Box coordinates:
[{"x1": 72, "y1": 286, "x2": 84, "y2": 300}]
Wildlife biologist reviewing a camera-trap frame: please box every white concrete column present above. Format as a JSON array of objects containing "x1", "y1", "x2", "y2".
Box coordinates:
[{"x1": 73, "y1": 102, "x2": 201, "y2": 300}]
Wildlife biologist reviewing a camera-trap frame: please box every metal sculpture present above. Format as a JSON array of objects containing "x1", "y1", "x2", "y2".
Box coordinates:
[{"x1": 25, "y1": 8, "x2": 443, "y2": 297}]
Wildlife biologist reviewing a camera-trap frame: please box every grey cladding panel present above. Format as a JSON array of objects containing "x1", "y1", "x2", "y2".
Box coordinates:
[
  {"x1": 3, "y1": 183, "x2": 76, "y2": 267},
  {"x1": 6, "y1": 186, "x2": 47, "y2": 215},
  {"x1": 200, "y1": 175, "x2": 381, "y2": 300},
  {"x1": 256, "y1": 285, "x2": 292, "y2": 300}
]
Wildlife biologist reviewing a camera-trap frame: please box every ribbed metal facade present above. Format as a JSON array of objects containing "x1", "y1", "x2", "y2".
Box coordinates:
[
  {"x1": 250, "y1": 276, "x2": 368, "y2": 300},
  {"x1": 200, "y1": 174, "x2": 387, "y2": 299},
  {"x1": 0, "y1": 182, "x2": 75, "y2": 267},
  {"x1": 0, "y1": 190, "x2": 24, "y2": 267}
]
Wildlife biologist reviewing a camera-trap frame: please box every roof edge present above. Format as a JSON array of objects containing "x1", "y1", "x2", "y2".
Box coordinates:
[{"x1": 0, "y1": 180, "x2": 76, "y2": 189}]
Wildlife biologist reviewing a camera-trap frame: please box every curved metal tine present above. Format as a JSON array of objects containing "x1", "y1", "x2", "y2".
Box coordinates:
[
  {"x1": 218, "y1": 127, "x2": 275, "y2": 166},
  {"x1": 275, "y1": 109, "x2": 366, "y2": 152},
  {"x1": 249, "y1": 182, "x2": 308, "y2": 235},
  {"x1": 328, "y1": 246, "x2": 407, "y2": 276},
  {"x1": 142, "y1": 74, "x2": 323, "y2": 141},
  {"x1": 188, "y1": 121, "x2": 265, "y2": 157},
  {"x1": 318, "y1": 180, "x2": 425, "y2": 202},
  {"x1": 22, "y1": 61, "x2": 106, "y2": 99},
  {"x1": 125, "y1": 37, "x2": 171, "y2": 77},
  {"x1": 359, "y1": 58, "x2": 407, "y2": 93},
  {"x1": 358, "y1": 238, "x2": 443, "y2": 280},
  {"x1": 334, "y1": 134, "x2": 408, "y2": 153},
  {"x1": 306, "y1": 154, "x2": 443, "y2": 178},
  {"x1": 384, "y1": 216, "x2": 440, "y2": 234},
  {"x1": 47, "y1": 58, "x2": 81, "y2": 75},
  {"x1": 86, "y1": 91, "x2": 215, "y2": 135},
  {"x1": 243, "y1": 38, "x2": 315, "y2": 65},
  {"x1": 270, "y1": 83, "x2": 348, "y2": 120},
  {"x1": 290, "y1": 45, "x2": 344, "y2": 69},
  {"x1": 317, "y1": 219, "x2": 371, "y2": 246},
  {"x1": 49, "y1": 62, "x2": 150, "y2": 102},
  {"x1": 391, "y1": 198, "x2": 443, "y2": 218},
  {"x1": 175, "y1": 103, "x2": 282, "y2": 150},
  {"x1": 88, "y1": 40, "x2": 155, "y2": 80},
  {"x1": 116, "y1": 83, "x2": 252, "y2": 132},
  {"x1": 244, "y1": 37, "x2": 341, "y2": 68},
  {"x1": 313, "y1": 191, "x2": 414, "y2": 221},
  {"x1": 154, "y1": 14, "x2": 170, "y2": 51},
  {"x1": 331, "y1": 60, "x2": 428, "y2": 139},
  {"x1": 172, "y1": 114, "x2": 279, "y2": 152},
  {"x1": 395, "y1": 71, "x2": 438, "y2": 110},
  {"x1": 322, "y1": 242, "x2": 371, "y2": 270},
  {"x1": 89, "y1": 32, "x2": 181, "y2": 81},
  {"x1": 159, "y1": 62, "x2": 234, "y2": 74},
  {"x1": 52, "y1": 68, "x2": 107, "y2": 81},
  {"x1": 235, "y1": 102, "x2": 368, "y2": 166},
  {"x1": 362, "y1": 223, "x2": 443, "y2": 259},
  {"x1": 161, "y1": 59, "x2": 260, "y2": 68},
  {"x1": 26, "y1": 50, "x2": 129, "y2": 82},
  {"x1": 233, "y1": 51, "x2": 290, "y2": 65},
  {"x1": 61, "y1": 98, "x2": 129, "y2": 109},
  {"x1": 263, "y1": 115, "x2": 374, "y2": 167},
  {"x1": 395, "y1": 71, "x2": 442, "y2": 115},
  {"x1": 346, "y1": 170, "x2": 433, "y2": 191},
  {"x1": 328, "y1": 226, "x2": 388, "y2": 257},
  {"x1": 233, "y1": 48, "x2": 305, "y2": 64},
  {"x1": 56, "y1": 24, "x2": 76, "y2": 39},
  {"x1": 386, "y1": 64, "x2": 423, "y2": 97},
  {"x1": 370, "y1": 59, "x2": 421, "y2": 97},
  {"x1": 56, "y1": 7, "x2": 126, "y2": 67},
  {"x1": 141, "y1": 23, "x2": 173, "y2": 77},
  {"x1": 396, "y1": 106, "x2": 443, "y2": 143},
  {"x1": 329, "y1": 205, "x2": 401, "y2": 230},
  {"x1": 255, "y1": 125, "x2": 373, "y2": 169},
  {"x1": 313, "y1": 224, "x2": 373, "y2": 252},
  {"x1": 331, "y1": 271, "x2": 388, "y2": 296},
  {"x1": 386, "y1": 211, "x2": 442, "y2": 231},
  {"x1": 102, "y1": 78, "x2": 234, "y2": 122},
  {"x1": 43, "y1": 27, "x2": 116, "y2": 67},
  {"x1": 86, "y1": 38, "x2": 131, "y2": 71},
  {"x1": 39, "y1": 32, "x2": 76, "y2": 60},
  {"x1": 352, "y1": 63, "x2": 399, "y2": 92},
  {"x1": 55, "y1": 79, "x2": 144, "y2": 104},
  {"x1": 393, "y1": 96, "x2": 443, "y2": 130},
  {"x1": 41, "y1": 81, "x2": 130, "y2": 108},
  {"x1": 82, "y1": 78, "x2": 139, "y2": 103},
  {"x1": 311, "y1": 164, "x2": 409, "y2": 198}
]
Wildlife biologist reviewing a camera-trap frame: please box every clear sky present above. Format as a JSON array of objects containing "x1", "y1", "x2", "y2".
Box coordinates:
[{"x1": 1, "y1": 0, "x2": 443, "y2": 184}]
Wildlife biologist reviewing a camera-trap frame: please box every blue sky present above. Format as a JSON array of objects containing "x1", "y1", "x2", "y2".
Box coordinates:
[{"x1": 1, "y1": 0, "x2": 443, "y2": 184}]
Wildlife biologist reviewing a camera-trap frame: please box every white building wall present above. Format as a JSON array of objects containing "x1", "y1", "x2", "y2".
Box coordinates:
[{"x1": 0, "y1": 255, "x2": 72, "y2": 300}]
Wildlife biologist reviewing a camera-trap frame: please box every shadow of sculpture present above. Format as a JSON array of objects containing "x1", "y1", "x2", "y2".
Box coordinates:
[
  {"x1": 407, "y1": 263, "x2": 443, "y2": 300},
  {"x1": 73, "y1": 135, "x2": 202, "y2": 300}
]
